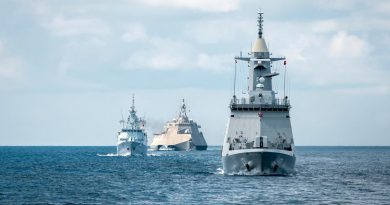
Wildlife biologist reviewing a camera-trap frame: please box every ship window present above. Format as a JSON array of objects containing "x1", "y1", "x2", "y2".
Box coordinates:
[{"x1": 230, "y1": 115, "x2": 234, "y2": 117}]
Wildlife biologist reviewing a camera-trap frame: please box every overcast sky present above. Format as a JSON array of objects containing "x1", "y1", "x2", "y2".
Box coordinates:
[{"x1": 0, "y1": 0, "x2": 389, "y2": 146}]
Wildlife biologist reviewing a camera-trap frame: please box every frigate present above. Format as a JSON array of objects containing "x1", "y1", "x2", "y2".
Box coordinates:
[
  {"x1": 150, "y1": 99, "x2": 207, "y2": 151},
  {"x1": 221, "y1": 12, "x2": 296, "y2": 175},
  {"x1": 117, "y1": 95, "x2": 147, "y2": 156}
]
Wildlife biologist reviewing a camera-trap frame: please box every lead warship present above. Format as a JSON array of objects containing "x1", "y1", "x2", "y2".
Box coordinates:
[
  {"x1": 150, "y1": 99, "x2": 207, "y2": 151},
  {"x1": 117, "y1": 95, "x2": 147, "y2": 156},
  {"x1": 221, "y1": 12, "x2": 296, "y2": 175}
]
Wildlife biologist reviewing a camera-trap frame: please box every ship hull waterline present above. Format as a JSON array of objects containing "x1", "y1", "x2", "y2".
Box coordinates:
[
  {"x1": 117, "y1": 141, "x2": 147, "y2": 156},
  {"x1": 150, "y1": 141, "x2": 207, "y2": 151},
  {"x1": 222, "y1": 149, "x2": 296, "y2": 175}
]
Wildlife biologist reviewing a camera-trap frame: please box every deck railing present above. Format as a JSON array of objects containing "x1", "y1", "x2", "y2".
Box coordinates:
[{"x1": 231, "y1": 97, "x2": 289, "y2": 105}]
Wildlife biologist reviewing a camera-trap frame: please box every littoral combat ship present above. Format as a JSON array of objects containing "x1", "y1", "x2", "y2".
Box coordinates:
[
  {"x1": 117, "y1": 95, "x2": 147, "y2": 156},
  {"x1": 150, "y1": 99, "x2": 207, "y2": 151},
  {"x1": 222, "y1": 12, "x2": 296, "y2": 175}
]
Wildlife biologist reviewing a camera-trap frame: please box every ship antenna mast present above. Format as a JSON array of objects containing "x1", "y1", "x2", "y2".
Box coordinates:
[
  {"x1": 257, "y1": 11, "x2": 263, "y2": 38},
  {"x1": 233, "y1": 59, "x2": 237, "y2": 101},
  {"x1": 179, "y1": 99, "x2": 188, "y2": 119},
  {"x1": 131, "y1": 94, "x2": 135, "y2": 111},
  {"x1": 119, "y1": 109, "x2": 125, "y2": 128}
]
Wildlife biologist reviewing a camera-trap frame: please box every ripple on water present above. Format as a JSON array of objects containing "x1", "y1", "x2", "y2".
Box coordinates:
[{"x1": 1, "y1": 146, "x2": 390, "y2": 204}]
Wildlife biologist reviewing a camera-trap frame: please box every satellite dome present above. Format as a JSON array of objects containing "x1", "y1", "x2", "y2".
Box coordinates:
[{"x1": 259, "y1": 77, "x2": 265, "y2": 83}]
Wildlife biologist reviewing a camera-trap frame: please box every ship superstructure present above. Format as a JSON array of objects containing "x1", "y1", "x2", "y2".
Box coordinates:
[
  {"x1": 117, "y1": 95, "x2": 147, "y2": 156},
  {"x1": 150, "y1": 99, "x2": 207, "y2": 151},
  {"x1": 221, "y1": 12, "x2": 296, "y2": 175}
]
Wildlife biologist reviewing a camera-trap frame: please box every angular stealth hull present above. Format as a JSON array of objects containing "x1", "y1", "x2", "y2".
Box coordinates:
[
  {"x1": 150, "y1": 141, "x2": 207, "y2": 151},
  {"x1": 150, "y1": 99, "x2": 207, "y2": 151},
  {"x1": 117, "y1": 140, "x2": 147, "y2": 156},
  {"x1": 222, "y1": 149, "x2": 295, "y2": 175}
]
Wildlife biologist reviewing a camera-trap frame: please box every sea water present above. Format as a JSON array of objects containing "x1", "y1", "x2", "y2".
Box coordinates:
[{"x1": 0, "y1": 146, "x2": 389, "y2": 204}]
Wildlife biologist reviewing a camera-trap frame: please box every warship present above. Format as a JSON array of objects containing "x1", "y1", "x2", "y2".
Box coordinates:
[
  {"x1": 221, "y1": 12, "x2": 296, "y2": 175},
  {"x1": 117, "y1": 95, "x2": 147, "y2": 156},
  {"x1": 150, "y1": 99, "x2": 207, "y2": 151}
]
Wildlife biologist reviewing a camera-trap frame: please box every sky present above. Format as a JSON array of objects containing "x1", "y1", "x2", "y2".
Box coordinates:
[{"x1": 0, "y1": 0, "x2": 389, "y2": 146}]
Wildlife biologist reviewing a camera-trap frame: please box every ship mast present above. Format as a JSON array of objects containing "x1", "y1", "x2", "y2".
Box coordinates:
[
  {"x1": 131, "y1": 94, "x2": 135, "y2": 112},
  {"x1": 231, "y1": 12, "x2": 286, "y2": 104},
  {"x1": 257, "y1": 11, "x2": 263, "y2": 38}
]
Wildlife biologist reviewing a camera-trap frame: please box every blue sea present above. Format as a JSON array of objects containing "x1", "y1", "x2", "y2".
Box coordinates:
[{"x1": 0, "y1": 146, "x2": 389, "y2": 204}]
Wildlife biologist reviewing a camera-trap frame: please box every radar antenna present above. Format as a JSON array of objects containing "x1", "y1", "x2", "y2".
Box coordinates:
[
  {"x1": 257, "y1": 11, "x2": 264, "y2": 38},
  {"x1": 179, "y1": 99, "x2": 188, "y2": 118},
  {"x1": 119, "y1": 110, "x2": 125, "y2": 129},
  {"x1": 131, "y1": 94, "x2": 135, "y2": 111}
]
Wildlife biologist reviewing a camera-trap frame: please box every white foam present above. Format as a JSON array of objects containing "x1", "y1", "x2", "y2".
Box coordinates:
[
  {"x1": 215, "y1": 168, "x2": 224, "y2": 175},
  {"x1": 97, "y1": 153, "x2": 118, "y2": 157}
]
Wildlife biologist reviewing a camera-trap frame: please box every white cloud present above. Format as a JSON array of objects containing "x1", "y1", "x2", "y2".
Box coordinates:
[
  {"x1": 121, "y1": 36, "x2": 233, "y2": 71},
  {"x1": 372, "y1": 1, "x2": 390, "y2": 14},
  {"x1": 183, "y1": 19, "x2": 253, "y2": 44},
  {"x1": 141, "y1": 0, "x2": 240, "y2": 12},
  {"x1": 121, "y1": 24, "x2": 147, "y2": 43},
  {"x1": 332, "y1": 85, "x2": 390, "y2": 95},
  {"x1": 264, "y1": 21, "x2": 388, "y2": 94},
  {"x1": 47, "y1": 15, "x2": 110, "y2": 37},
  {"x1": 121, "y1": 37, "x2": 190, "y2": 70},
  {"x1": 311, "y1": 20, "x2": 339, "y2": 33},
  {"x1": 328, "y1": 31, "x2": 368, "y2": 58},
  {"x1": 0, "y1": 41, "x2": 22, "y2": 79},
  {"x1": 196, "y1": 53, "x2": 232, "y2": 71},
  {"x1": 315, "y1": 0, "x2": 367, "y2": 11}
]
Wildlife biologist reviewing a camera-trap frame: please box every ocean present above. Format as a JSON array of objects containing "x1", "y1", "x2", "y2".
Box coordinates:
[{"x1": 0, "y1": 146, "x2": 389, "y2": 204}]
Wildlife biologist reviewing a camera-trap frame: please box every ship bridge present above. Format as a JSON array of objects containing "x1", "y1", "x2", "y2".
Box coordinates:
[{"x1": 230, "y1": 97, "x2": 290, "y2": 112}]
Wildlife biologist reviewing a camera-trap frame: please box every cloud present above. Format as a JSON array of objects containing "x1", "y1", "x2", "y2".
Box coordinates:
[
  {"x1": 332, "y1": 85, "x2": 390, "y2": 95},
  {"x1": 121, "y1": 24, "x2": 147, "y2": 43},
  {"x1": 121, "y1": 33, "x2": 232, "y2": 71},
  {"x1": 311, "y1": 20, "x2": 339, "y2": 33},
  {"x1": 373, "y1": 1, "x2": 390, "y2": 14},
  {"x1": 28, "y1": 2, "x2": 111, "y2": 38},
  {"x1": 328, "y1": 31, "x2": 369, "y2": 58},
  {"x1": 0, "y1": 41, "x2": 22, "y2": 80},
  {"x1": 141, "y1": 0, "x2": 240, "y2": 12},
  {"x1": 196, "y1": 53, "x2": 232, "y2": 71},
  {"x1": 183, "y1": 19, "x2": 253, "y2": 44},
  {"x1": 263, "y1": 20, "x2": 388, "y2": 95},
  {"x1": 121, "y1": 37, "x2": 190, "y2": 70},
  {"x1": 46, "y1": 15, "x2": 110, "y2": 37}
]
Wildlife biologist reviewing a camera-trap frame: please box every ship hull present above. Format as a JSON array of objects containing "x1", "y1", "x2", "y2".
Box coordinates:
[
  {"x1": 150, "y1": 141, "x2": 207, "y2": 151},
  {"x1": 222, "y1": 149, "x2": 295, "y2": 175},
  {"x1": 117, "y1": 141, "x2": 147, "y2": 156}
]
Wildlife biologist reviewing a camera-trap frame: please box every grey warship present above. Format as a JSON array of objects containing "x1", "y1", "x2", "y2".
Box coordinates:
[
  {"x1": 221, "y1": 12, "x2": 296, "y2": 175},
  {"x1": 150, "y1": 99, "x2": 207, "y2": 151},
  {"x1": 117, "y1": 95, "x2": 147, "y2": 156}
]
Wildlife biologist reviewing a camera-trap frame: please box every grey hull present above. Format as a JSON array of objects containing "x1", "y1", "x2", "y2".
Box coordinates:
[
  {"x1": 117, "y1": 141, "x2": 147, "y2": 156},
  {"x1": 222, "y1": 151, "x2": 295, "y2": 175}
]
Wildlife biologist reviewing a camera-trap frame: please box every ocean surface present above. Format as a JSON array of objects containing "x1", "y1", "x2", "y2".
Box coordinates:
[{"x1": 1, "y1": 146, "x2": 389, "y2": 204}]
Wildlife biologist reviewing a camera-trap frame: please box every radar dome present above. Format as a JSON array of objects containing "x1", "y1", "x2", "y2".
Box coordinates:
[{"x1": 259, "y1": 77, "x2": 265, "y2": 83}]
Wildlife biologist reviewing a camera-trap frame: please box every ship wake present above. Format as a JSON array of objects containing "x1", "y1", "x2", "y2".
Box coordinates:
[{"x1": 97, "y1": 153, "x2": 119, "y2": 157}]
